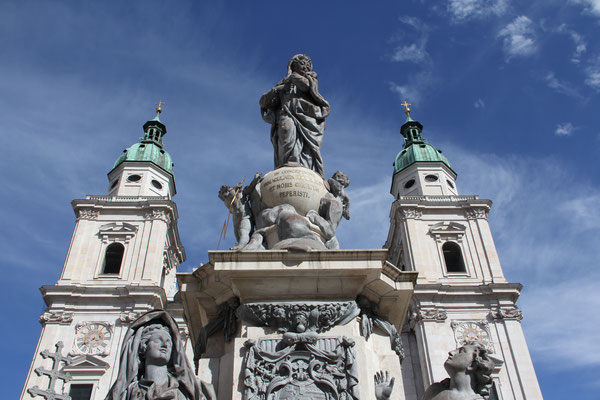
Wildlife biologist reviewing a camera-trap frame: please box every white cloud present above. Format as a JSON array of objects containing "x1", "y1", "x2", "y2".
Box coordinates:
[
  {"x1": 392, "y1": 42, "x2": 429, "y2": 63},
  {"x1": 543, "y1": 71, "x2": 583, "y2": 99},
  {"x1": 498, "y1": 16, "x2": 537, "y2": 60},
  {"x1": 555, "y1": 122, "x2": 576, "y2": 136},
  {"x1": 388, "y1": 16, "x2": 434, "y2": 105},
  {"x1": 556, "y1": 24, "x2": 587, "y2": 64},
  {"x1": 447, "y1": 0, "x2": 509, "y2": 22},
  {"x1": 391, "y1": 16, "x2": 430, "y2": 64},
  {"x1": 342, "y1": 139, "x2": 600, "y2": 369},
  {"x1": 584, "y1": 65, "x2": 600, "y2": 91},
  {"x1": 474, "y1": 98, "x2": 485, "y2": 108},
  {"x1": 570, "y1": 0, "x2": 600, "y2": 17}
]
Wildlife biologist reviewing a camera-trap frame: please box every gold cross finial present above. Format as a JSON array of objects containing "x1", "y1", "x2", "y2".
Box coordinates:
[
  {"x1": 155, "y1": 100, "x2": 166, "y2": 114},
  {"x1": 400, "y1": 101, "x2": 411, "y2": 116}
]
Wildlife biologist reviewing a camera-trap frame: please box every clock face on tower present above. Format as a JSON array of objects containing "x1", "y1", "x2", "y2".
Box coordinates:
[
  {"x1": 452, "y1": 321, "x2": 492, "y2": 351},
  {"x1": 75, "y1": 322, "x2": 112, "y2": 355}
]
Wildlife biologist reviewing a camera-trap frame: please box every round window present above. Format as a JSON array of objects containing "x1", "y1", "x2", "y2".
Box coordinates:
[
  {"x1": 447, "y1": 180, "x2": 455, "y2": 189},
  {"x1": 151, "y1": 179, "x2": 163, "y2": 190},
  {"x1": 127, "y1": 174, "x2": 142, "y2": 182},
  {"x1": 404, "y1": 179, "x2": 415, "y2": 189},
  {"x1": 425, "y1": 175, "x2": 438, "y2": 182}
]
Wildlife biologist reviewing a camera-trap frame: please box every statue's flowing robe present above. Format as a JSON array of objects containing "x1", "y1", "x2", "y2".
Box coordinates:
[{"x1": 261, "y1": 73, "x2": 330, "y2": 178}]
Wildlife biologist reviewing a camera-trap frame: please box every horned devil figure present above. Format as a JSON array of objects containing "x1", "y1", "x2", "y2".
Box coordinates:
[{"x1": 105, "y1": 310, "x2": 216, "y2": 400}]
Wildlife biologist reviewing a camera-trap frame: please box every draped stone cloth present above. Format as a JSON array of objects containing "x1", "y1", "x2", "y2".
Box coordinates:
[
  {"x1": 260, "y1": 56, "x2": 330, "y2": 178},
  {"x1": 105, "y1": 310, "x2": 212, "y2": 400}
]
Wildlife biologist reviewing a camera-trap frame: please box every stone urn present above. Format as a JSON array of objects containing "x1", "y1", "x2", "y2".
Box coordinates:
[{"x1": 258, "y1": 166, "x2": 328, "y2": 216}]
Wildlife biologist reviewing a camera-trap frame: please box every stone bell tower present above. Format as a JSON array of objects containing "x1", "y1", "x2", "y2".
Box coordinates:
[
  {"x1": 384, "y1": 105, "x2": 543, "y2": 399},
  {"x1": 20, "y1": 105, "x2": 186, "y2": 400}
]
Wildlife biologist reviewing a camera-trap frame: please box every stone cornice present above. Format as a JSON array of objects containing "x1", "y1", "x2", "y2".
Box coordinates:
[
  {"x1": 413, "y1": 282, "x2": 523, "y2": 303},
  {"x1": 392, "y1": 196, "x2": 492, "y2": 211},
  {"x1": 40, "y1": 284, "x2": 168, "y2": 310}
]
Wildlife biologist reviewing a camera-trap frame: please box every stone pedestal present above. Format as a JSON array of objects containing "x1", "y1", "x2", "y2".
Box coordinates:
[{"x1": 178, "y1": 250, "x2": 417, "y2": 399}]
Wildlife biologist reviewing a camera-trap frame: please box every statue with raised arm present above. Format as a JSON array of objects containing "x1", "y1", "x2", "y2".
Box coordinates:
[
  {"x1": 421, "y1": 342, "x2": 494, "y2": 400},
  {"x1": 259, "y1": 54, "x2": 330, "y2": 178},
  {"x1": 105, "y1": 310, "x2": 216, "y2": 400}
]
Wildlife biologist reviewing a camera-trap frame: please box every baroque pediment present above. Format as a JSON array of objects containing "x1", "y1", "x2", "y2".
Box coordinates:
[
  {"x1": 428, "y1": 222, "x2": 466, "y2": 241},
  {"x1": 62, "y1": 354, "x2": 110, "y2": 374},
  {"x1": 98, "y1": 222, "x2": 137, "y2": 242}
]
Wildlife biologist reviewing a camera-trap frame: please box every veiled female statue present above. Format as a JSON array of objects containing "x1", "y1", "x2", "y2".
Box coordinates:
[
  {"x1": 105, "y1": 310, "x2": 216, "y2": 400},
  {"x1": 259, "y1": 54, "x2": 330, "y2": 178},
  {"x1": 422, "y1": 342, "x2": 494, "y2": 400}
]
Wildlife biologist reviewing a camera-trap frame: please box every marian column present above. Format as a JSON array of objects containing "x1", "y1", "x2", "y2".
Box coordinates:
[{"x1": 177, "y1": 55, "x2": 418, "y2": 400}]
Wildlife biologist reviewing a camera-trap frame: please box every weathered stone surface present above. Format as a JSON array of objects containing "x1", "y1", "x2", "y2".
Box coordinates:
[
  {"x1": 260, "y1": 167, "x2": 327, "y2": 216},
  {"x1": 421, "y1": 342, "x2": 494, "y2": 400},
  {"x1": 259, "y1": 54, "x2": 330, "y2": 178},
  {"x1": 242, "y1": 336, "x2": 358, "y2": 400},
  {"x1": 105, "y1": 310, "x2": 216, "y2": 400}
]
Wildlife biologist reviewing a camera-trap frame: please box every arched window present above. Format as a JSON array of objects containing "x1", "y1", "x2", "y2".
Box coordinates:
[
  {"x1": 442, "y1": 242, "x2": 466, "y2": 273},
  {"x1": 103, "y1": 243, "x2": 124, "y2": 274}
]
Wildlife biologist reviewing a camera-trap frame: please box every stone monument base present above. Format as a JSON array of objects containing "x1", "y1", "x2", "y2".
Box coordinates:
[{"x1": 177, "y1": 249, "x2": 418, "y2": 399}]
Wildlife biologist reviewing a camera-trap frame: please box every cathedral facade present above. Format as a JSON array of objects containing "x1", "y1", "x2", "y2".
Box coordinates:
[{"x1": 21, "y1": 64, "x2": 542, "y2": 400}]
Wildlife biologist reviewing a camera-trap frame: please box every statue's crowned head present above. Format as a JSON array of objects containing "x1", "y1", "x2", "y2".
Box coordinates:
[{"x1": 288, "y1": 54, "x2": 312, "y2": 75}]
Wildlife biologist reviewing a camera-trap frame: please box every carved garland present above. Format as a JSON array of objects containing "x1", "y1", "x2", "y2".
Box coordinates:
[
  {"x1": 489, "y1": 306, "x2": 523, "y2": 322},
  {"x1": 39, "y1": 311, "x2": 74, "y2": 325},
  {"x1": 464, "y1": 208, "x2": 488, "y2": 220},
  {"x1": 77, "y1": 209, "x2": 99, "y2": 220},
  {"x1": 144, "y1": 209, "x2": 172, "y2": 224}
]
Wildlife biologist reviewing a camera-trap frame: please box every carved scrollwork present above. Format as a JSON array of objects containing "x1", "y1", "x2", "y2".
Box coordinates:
[
  {"x1": 77, "y1": 209, "x2": 99, "y2": 220},
  {"x1": 490, "y1": 306, "x2": 523, "y2": 322},
  {"x1": 242, "y1": 336, "x2": 359, "y2": 400},
  {"x1": 119, "y1": 311, "x2": 143, "y2": 323},
  {"x1": 237, "y1": 301, "x2": 359, "y2": 334},
  {"x1": 410, "y1": 307, "x2": 448, "y2": 325},
  {"x1": 144, "y1": 209, "x2": 172, "y2": 224},
  {"x1": 399, "y1": 207, "x2": 423, "y2": 220},
  {"x1": 464, "y1": 208, "x2": 488, "y2": 220},
  {"x1": 39, "y1": 311, "x2": 74, "y2": 325}
]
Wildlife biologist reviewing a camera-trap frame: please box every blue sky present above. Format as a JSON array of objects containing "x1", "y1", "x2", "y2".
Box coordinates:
[{"x1": 2, "y1": 1, "x2": 599, "y2": 398}]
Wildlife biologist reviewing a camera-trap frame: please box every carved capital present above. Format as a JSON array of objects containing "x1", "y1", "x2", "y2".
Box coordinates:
[
  {"x1": 119, "y1": 311, "x2": 143, "y2": 323},
  {"x1": 410, "y1": 308, "x2": 447, "y2": 325},
  {"x1": 77, "y1": 209, "x2": 99, "y2": 220},
  {"x1": 39, "y1": 311, "x2": 74, "y2": 325},
  {"x1": 490, "y1": 306, "x2": 523, "y2": 322},
  {"x1": 464, "y1": 208, "x2": 488, "y2": 220},
  {"x1": 144, "y1": 209, "x2": 171, "y2": 224},
  {"x1": 400, "y1": 207, "x2": 422, "y2": 221}
]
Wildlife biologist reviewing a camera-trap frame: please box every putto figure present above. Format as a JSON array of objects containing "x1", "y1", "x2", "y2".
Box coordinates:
[
  {"x1": 421, "y1": 342, "x2": 494, "y2": 400},
  {"x1": 259, "y1": 54, "x2": 331, "y2": 178},
  {"x1": 105, "y1": 310, "x2": 216, "y2": 400}
]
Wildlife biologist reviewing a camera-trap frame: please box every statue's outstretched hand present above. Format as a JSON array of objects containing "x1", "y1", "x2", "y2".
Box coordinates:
[{"x1": 375, "y1": 370, "x2": 395, "y2": 400}]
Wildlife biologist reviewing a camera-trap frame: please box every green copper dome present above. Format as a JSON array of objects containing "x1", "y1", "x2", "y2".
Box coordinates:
[
  {"x1": 393, "y1": 117, "x2": 452, "y2": 174},
  {"x1": 113, "y1": 115, "x2": 174, "y2": 174}
]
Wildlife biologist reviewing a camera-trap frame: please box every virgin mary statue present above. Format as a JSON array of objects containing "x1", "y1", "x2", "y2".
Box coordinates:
[
  {"x1": 105, "y1": 310, "x2": 216, "y2": 400},
  {"x1": 259, "y1": 54, "x2": 330, "y2": 178}
]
